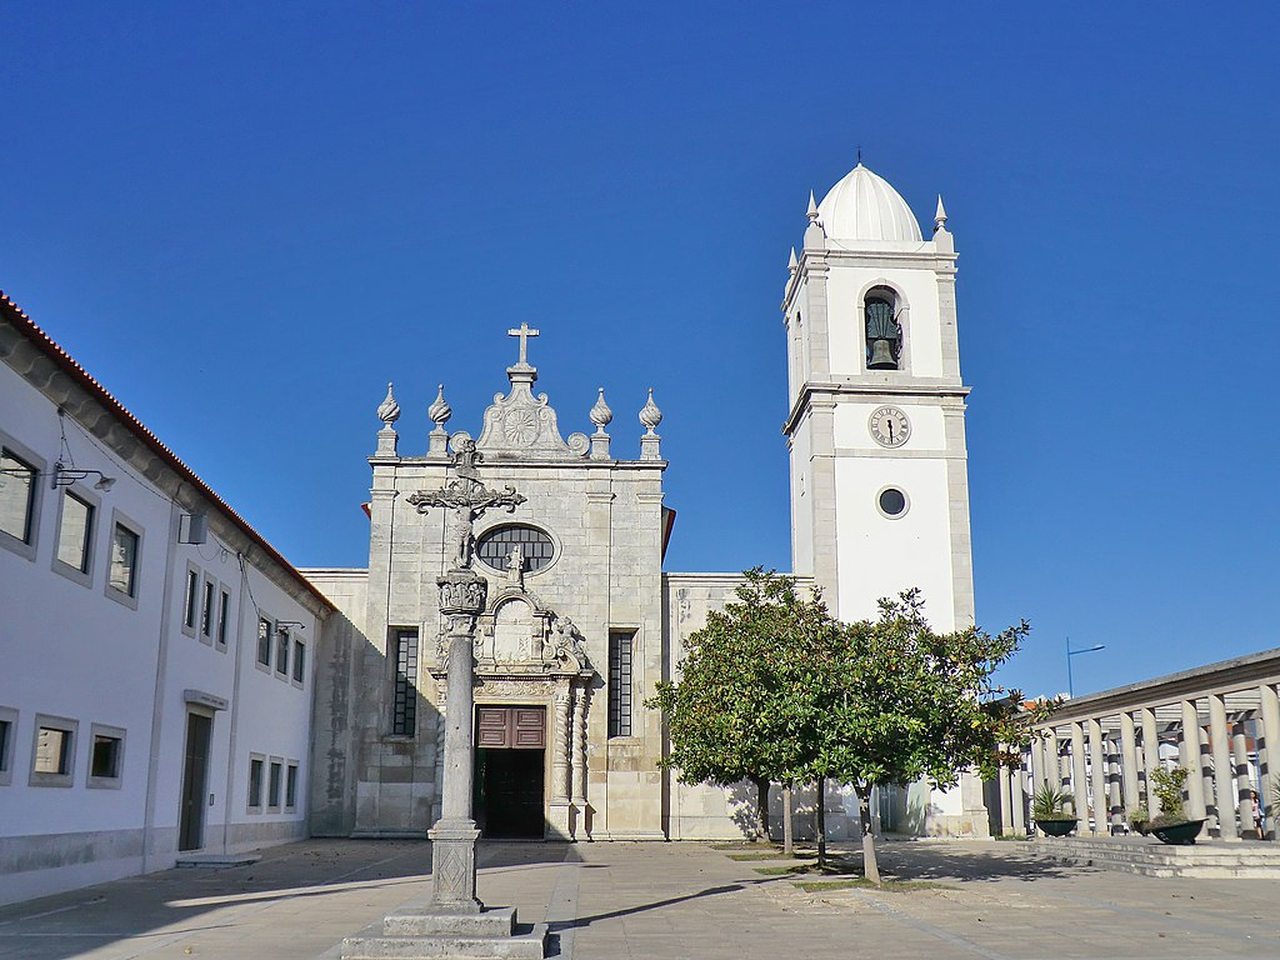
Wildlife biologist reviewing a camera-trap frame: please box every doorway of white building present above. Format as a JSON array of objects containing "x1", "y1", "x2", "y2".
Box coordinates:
[{"x1": 178, "y1": 713, "x2": 213, "y2": 852}]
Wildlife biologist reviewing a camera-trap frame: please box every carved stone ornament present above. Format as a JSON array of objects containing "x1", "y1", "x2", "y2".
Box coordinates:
[
  {"x1": 376, "y1": 381, "x2": 401, "y2": 426},
  {"x1": 428, "y1": 383, "x2": 452, "y2": 432},
  {"x1": 473, "y1": 326, "x2": 583, "y2": 458},
  {"x1": 639, "y1": 387, "x2": 663, "y2": 436}
]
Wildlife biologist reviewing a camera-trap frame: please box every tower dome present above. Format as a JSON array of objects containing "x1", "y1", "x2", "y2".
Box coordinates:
[{"x1": 816, "y1": 163, "x2": 922, "y2": 243}]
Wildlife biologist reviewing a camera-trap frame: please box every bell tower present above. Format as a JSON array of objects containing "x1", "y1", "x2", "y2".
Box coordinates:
[{"x1": 782, "y1": 162, "x2": 974, "y2": 632}]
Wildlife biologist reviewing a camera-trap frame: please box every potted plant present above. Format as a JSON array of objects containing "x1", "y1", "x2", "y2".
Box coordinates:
[
  {"x1": 1032, "y1": 783, "x2": 1078, "y2": 837},
  {"x1": 1148, "y1": 766, "x2": 1207, "y2": 845},
  {"x1": 1127, "y1": 804, "x2": 1151, "y2": 836}
]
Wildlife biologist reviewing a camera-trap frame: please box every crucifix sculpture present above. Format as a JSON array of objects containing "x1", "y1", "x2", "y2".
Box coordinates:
[
  {"x1": 406, "y1": 439, "x2": 526, "y2": 913},
  {"x1": 506, "y1": 322, "x2": 539, "y2": 366}
]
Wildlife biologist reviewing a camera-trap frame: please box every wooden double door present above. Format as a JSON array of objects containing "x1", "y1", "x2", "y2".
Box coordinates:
[{"x1": 474, "y1": 706, "x2": 545, "y2": 839}]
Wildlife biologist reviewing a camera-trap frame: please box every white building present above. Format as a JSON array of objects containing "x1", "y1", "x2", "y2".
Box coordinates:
[{"x1": 0, "y1": 292, "x2": 332, "y2": 905}]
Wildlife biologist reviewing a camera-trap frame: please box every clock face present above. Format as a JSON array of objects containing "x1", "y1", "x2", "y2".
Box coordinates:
[{"x1": 868, "y1": 405, "x2": 911, "y2": 448}]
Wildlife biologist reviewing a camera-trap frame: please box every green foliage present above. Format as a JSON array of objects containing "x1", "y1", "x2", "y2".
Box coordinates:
[
  {"x1": 814, "y1": 590, "x2": 1035, "y2": 795},
  {"x1": 1150, "y1": 766, "x2": 1188, "y2": 825},
  {"x1": 1128, "y1": 804, "x2": 1150, "y2": 825},
  {"x1": 647, "y1": 569, "x2": 838, "y2": 832},
  {"x1": 1031, "y1": 783, "x2": 1074, "y2": 820}
]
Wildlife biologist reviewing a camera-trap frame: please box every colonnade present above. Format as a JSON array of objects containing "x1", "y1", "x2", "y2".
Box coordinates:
[{"x1": 994, "y1": 654, "x2": 1280, "y2": 841}]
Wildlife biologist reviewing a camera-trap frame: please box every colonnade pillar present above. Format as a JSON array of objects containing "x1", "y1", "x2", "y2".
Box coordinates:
[
  {"x1": 1070, "y1": 723, "x2": 1088, "y2": 823},
  {"x1": 1232, "y1": 720, "x2": 1254, "y2": 839},
  {"x1": 1181, "y1": 699, "x2": 1207, "y2": 820},
  {"x1": 1011, "y1": 753, "x2": 1027, "y2": 835},
  {"x1": 1119, "y1": 711, "x2": 1140, "y2": 818},
  {"x1": 1140, "y1": 707, "x2": 1161, "y2": 819},
  {"x1": 1209, "y1": 694, "x2": 1237, "y2": 839},
  {"x1": 1087, "y1": 719, "x2": 1107, "y2": 835},
  {"x1": 1260, "y1": 684, "x2": 1280, "y2": 839}
]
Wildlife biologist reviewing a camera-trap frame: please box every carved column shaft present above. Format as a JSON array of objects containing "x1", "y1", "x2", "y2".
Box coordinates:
[
  {"x1": 572, "y1": 685, "x2": 589, "y2": 803},
  {"x1": 552, "y1": 690, "x2": 571, "y2": 802}
]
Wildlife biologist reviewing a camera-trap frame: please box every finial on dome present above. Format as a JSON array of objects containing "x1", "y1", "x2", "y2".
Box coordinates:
[
  {"x1": 788, "y1": 246, "x2": 798, "y2": 274},
  {"x1": 590, "y1": 387, "x2": 613, "y2": 435},
  {"x1": 377, "y1": 381, "x2": 400, "y2": 426},
  {"x1": 806, "y1": 190, "x2": 819, "y2": 222},
  {"x1": 934, "y1": 194, "x2": 948, "y2": 233}
]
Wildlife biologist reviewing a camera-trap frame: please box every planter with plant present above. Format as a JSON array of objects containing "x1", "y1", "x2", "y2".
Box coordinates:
[
  {"x1": 1148, "y1": 766, "x2": 1206, "y2": 845},
  {"x1": 1032, "y1": 783, "x2": 1077, "y2": 837},
  {"x1": 1127, "y1": 804, "x2": 1151, "y2": 836}
]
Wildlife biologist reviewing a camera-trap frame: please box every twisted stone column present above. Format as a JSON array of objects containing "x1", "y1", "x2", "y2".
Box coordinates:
[
  {"x1": 572, "y1": 685, "x2": 589, "y2": 803},
  {"x1": 552, "y1": 689, "x2": 571, "y2": 802}
]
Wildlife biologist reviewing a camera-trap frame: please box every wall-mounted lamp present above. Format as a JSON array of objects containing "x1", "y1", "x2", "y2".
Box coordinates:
[{"x1": 50, "y1": 460, "x2": 116, "y2": 492}]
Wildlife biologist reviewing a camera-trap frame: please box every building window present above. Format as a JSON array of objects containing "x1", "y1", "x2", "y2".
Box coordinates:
[
  {"x1": 0, "y1": 448, "x2": 37, "y2": 545},
  {"x1": 248, "y1": 755, "x2": 264, "y2": 810},
  {"x1": 55, "y1": 490, "x2": 94, "y2": 574},
  {"x1": 108, "y1": 522, "x2": 140, "y2": 598},
  {"x1": 268, "y1": 759, "x2": 283, "y2": 810},
  {"x1": 217, "y1": 589, "x2": 231, "y2": 648},
  {"x1": 276, "y1": 628, "x2": 290, "y2": 676},
  {"x1": 87, "y1": 724, "x2": 126, "y2": 788},
  {"x1": 475, "y1": 524, "x2": 555, "y2": 574},
  {"x1": 608, "y1": 630, "x2": 634, "y2": 738},
  {"x1": 876, "y1": 486, "x2": 909, "y2": 519},
  {"x1": 0, "y1": 706, "x2": 16, "y2": 786},
  {"x1": 285, "y1": 762, "x2": 298, "y2": 810},
  {"x1": 292, "y1": 639, "x2": 306, "y2": 685},
  {"x1": 391, "y1": 629, "x2": 418, "y2": 736},
  {"x1": 865, "y1": 292, "x2": 903, "y2": 370},
  {"x1": 200, "y1": 579, "x2": 215, "y2": 639},
  {"x1": 184, "y1": 568, "x2": 200, "y2": 631},
  {"x1": 257, "y1": 617, "x2": 272, "y2": 667},
  {"x1": 30, "y1": 715, "x2": 77, "y2": 787}
]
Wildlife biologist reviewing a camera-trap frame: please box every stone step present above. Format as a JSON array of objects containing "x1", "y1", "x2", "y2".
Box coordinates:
[
  {"x1": 1022, "y1": 838, "x2": 1280, "y2": 878},
  {"x1": 341, "y1": 924, "x2": 547, "y2": 960},
  {"x1": 383, "y1": 907, "x2": 517, "y2": 938}
]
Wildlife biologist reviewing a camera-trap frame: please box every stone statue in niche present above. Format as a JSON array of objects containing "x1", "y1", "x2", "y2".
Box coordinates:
[{"x1": 505, "y1": 544, "x2": 525, "y2": 587}]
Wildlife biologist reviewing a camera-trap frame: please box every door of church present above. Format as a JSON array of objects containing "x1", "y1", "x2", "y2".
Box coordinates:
[
  {"x1": 178, "y1": 712, "x2": 212, "y2": 852},
  {"x1": 474, "y1": 706, "x2": 545, "y2": 839}
]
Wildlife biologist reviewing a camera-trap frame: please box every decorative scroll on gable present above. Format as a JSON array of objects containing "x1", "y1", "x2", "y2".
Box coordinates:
[{"x1": 475, "y1": 376, "x2": 588, "y2": 459}]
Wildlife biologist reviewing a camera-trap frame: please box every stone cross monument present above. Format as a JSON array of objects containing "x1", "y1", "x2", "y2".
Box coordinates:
[{"x1": 406, "y1": 439, "x2": 525, "y2": 913}]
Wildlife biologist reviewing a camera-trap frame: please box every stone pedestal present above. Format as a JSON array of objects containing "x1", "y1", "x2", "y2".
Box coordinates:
[{"x1": 342, "y1": 906, "x2": 548, "y2": 959}]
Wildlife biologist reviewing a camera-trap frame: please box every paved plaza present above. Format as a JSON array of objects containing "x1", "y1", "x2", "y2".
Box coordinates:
[{"x1": 1, "y1": 838, "x2": 1279, "y2": 959}]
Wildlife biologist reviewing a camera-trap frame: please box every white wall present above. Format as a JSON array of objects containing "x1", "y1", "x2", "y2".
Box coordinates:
[
  {"x1": 0, "y1": 358, "x2": 321, "y2": 905},
  {"x1": 824, "y1": 263, "x2": 944, "y2": 378}
]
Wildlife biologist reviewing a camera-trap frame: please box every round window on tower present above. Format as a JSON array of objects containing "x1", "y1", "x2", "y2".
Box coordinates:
[
  {"x1": 876, "y1": 486, "x2": 909, "y2": 520},
  {"x1": 475, "y1": 524, "x2": 557, "y2": 574}
]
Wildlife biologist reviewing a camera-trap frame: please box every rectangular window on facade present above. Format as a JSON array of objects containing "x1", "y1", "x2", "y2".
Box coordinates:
[
  {"x1": 276, "y1": 628, "x2": 289, "y2": 676},
  {"x1": 31, "y1": 716, "x2": 77, "y2": 787},
  {"x1": 285, "y1": 762, "x2": 298, "y2": 809},
  {"x1": 217, "y1": 589, "x2": 231, "y2": 647},
  {"x1": 257, "y1": 618, "x2": 272, "y2": 667},
  {"x1": 0, "y1": 709, "x2": 14, "y2": 784},
  {"x1": 55, "y1": 490, "x2": 94, "y2": 573},
  {"x1": 88, "y1": 727, "x2": 125, "y2": 787},
  {"x1": 184, "y1": 569, "x2": 199, "y2": 630},
  {"x1": 108, "y1": 523, "x2": 140, "y2": 597},
  {"x1": 292, "y1": 639, "x2": 305, "y2": 684},
  {"x1": 248, "y1": 756, "x2": 264, "y2": 809},
  {"x1": 268, "y1": 760, "x2": 282, "y2": 809},
  {"x1": 200, "y1": 579, "x2": 214, "y2": 638},
  {"x1": 0, "y1": 448, "x2": 36, "y2": 544},
  {"x1": 608, "y1": 630, "x2": 634, "y2": 738},
  {"x1": 391, "y1": 629, "x2": 419, "y2": 736}
]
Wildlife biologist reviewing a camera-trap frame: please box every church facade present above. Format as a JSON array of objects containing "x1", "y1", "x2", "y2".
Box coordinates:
[{"x1": 305, "y1": 159, "x2": 989, "y2": 842}]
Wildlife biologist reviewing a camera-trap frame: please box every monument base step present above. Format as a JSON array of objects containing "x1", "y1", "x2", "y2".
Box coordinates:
[
  {"x1": 341, "y1": 923, "x2": 546, "y2": 960},
  {"x1": 383, "y1": 906, "x2": 516, "y2": 937}
]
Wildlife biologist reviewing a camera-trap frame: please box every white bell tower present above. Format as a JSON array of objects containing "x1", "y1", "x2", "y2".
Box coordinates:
[{"x1": 783, "y1": 162, "x2": 974, "y2": 632}]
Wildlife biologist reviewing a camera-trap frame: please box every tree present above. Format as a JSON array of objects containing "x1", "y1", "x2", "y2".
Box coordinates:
[
  {"x1": 649, "y1": 569, "x2": 839, "y2": 842},
  {"x1": 816, "y1": 590, "x2": 1037, "y2": 883}
]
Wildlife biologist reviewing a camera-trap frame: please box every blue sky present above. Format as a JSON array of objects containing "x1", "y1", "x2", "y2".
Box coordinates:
[{"x1": 2, "y1": 4, "x2": 1278, "y2": 699}]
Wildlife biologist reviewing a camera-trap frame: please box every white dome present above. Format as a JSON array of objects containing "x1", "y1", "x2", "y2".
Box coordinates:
[{"x1": 816, "y1": 163, "x2": 922, "y2": 243}]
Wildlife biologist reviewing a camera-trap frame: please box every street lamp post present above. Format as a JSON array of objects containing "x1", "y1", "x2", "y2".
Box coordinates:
[{"x1": 1066, "y1": 637, "x2": 1106, "y2": 698}]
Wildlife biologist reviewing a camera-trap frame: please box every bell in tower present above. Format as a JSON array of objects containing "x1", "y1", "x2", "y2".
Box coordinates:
[{"x1": 865, "y1": 296, "x2": 901, "y2": 370}]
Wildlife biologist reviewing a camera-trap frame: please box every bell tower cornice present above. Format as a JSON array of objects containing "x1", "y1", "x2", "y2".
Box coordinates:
[{"x1": 782, "y1": 379, "x2": 970, "y2": 438}]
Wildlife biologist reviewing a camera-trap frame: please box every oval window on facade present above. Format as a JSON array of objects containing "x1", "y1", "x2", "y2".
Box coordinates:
[
  {"x1": 877, "y1": 487, "x2": 908, "y2": 519},
  {"x1": 475, "y1": 524, "x2": 556, "y2": 573}
]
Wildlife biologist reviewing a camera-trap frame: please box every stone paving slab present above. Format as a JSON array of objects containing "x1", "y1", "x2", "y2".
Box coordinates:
[{"x1": 2, "y1": 838, "x2": 1280, "y2": 959}]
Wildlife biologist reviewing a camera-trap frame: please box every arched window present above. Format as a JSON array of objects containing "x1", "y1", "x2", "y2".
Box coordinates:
[{"x1": 865, "y1": 289, "x2": 902, "y2": 370}]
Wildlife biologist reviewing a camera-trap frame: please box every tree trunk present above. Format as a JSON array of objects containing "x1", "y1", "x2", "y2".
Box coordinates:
[
  {"x1": 859, "y1": 788, "x2": 881, "y2": 885},
  {"x1": 754, "y1": 777, "x2": 771, "y2": 842},
  {"x1": 782, "y1": 785, "x2": 794, "y2": 856},
  {"x1": 816, "y1": 776, "x2": 827, "y2": 870}
]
